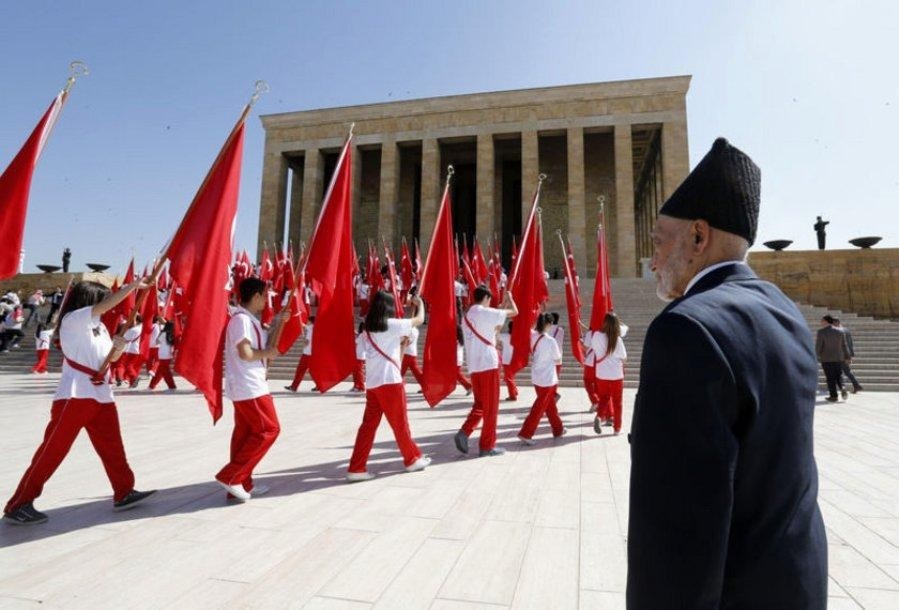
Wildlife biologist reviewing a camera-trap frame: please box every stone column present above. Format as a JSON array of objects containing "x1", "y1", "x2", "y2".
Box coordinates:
[
  {"x1": 419, "y1": 138, "x2": 441, "y2": 255},
  {"x1": 378, "y1": 139, "x2": 399, "y2": 245},
  {"x1": 299, "y1": 149, "x2": 323, "y2": 247},
  {"x1": 476, "y1": 133, "x2": 495, "y2": 242},
  {"x1": 256, "y1": 150, "x2": 288, "y2": 260},
  {"x1": 287, "y1": 165, "x2": 304, "y2": 250},
  {"x1": 661, "y1": 118, "x2": 690, "y2": 200},
  {"x1": 614, "y1": 124, "x2": 637, "y2": 277},
  {"x1": 351, "y1": 144, "x2": 363, "y2": 226},
  {"x1": 521, "y1": 130, "x2": 539, "y2": 223},
  {"x1": 566, "y1": 127, "x2": 587, "y2": 274}
]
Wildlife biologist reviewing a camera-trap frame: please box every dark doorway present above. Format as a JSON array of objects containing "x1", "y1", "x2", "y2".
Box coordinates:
[
  {"x1": 501, "y1": 160, "x2": 522, "y2": 268},
  {"x1": 451, "y1": 163, "x2": 477, "y2": 248}
]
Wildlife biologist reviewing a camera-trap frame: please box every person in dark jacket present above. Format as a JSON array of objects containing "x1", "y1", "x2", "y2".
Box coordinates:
[
  {"x1": 816, "y1": 315, "x2": 851, "y2": 401},
  {"x1": 627, "y1": 138, "x2": 827, "y2": 609},
  {"x1": 832, "y1": 318, "x2": 862, "y2": 392}
]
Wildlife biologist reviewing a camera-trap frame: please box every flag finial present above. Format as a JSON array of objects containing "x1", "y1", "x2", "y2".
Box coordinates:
[
  {"x1": 538, "y1": 173, "x2": 547, "y2": 182},
  {"x1": 248, "y1": 80, "x2": 269, "y2": 107},
  {"x1": 64, "y1": 61, "x2": 89, "y2": 93},
  {"x1": 349, "y1": 122, "x2": 356, "y2": 137}
]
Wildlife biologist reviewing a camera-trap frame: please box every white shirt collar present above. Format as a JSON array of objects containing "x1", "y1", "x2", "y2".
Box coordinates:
[{"x1": 684, "y1": 260, "x2": 745, "y2": 295}]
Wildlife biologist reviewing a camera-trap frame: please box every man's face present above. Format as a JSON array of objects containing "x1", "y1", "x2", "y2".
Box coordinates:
[{"x1": 650, "y1": 215, "x2": 694, "y2": 302}]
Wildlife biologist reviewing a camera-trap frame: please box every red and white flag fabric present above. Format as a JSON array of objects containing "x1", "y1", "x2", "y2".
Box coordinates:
[
  {"x1": 276, "y1": 250, "x2": 309, "y2": 354},
  {"x1": 419, "y1": 173, "x2": 458, "y2": 406},
  {"x1": 561, "y1": 235, "x2": 585, "y2": 364},
  {"x1": 304, "y1": 134, "x2": 356, "y2": 392},
  {"x1": 589, "y1": 220, "x2": 614, "y2": 330},
  {"x1": 507, "y1": 180, "x2": 549, "y2": 376},
  {"x1": 166, "y1": 114, "x2": 247, "y2": 422},
  {"x1": 0, "y1": 91, "x2": 68, "y2": 279},
  {"x1": 384, "y1": 245, "x2": 403, "y2": 317}
]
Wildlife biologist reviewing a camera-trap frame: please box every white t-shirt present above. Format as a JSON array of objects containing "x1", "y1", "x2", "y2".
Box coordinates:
[
  {"x1": 462, "y1": 305, "x2": 506, "y2": 373},
  {"x1": 530, "y1": 332, "x2": 562, "y2": 387},
  {"x1": 36, "y1": 329, "x2": 53, "y2": 351},
  {"x1": 497, "y1": 332, "x2": 513, "y2": 366},
  {"x1": 157, "y1": 332, "x2": 174, "y2": 360},
  {"x1": 454, "y1": 281, "x2": 466, "y2": 298},
  {"x1": 149, "y1": 323, "x2": 162, "y2": 347},
  {"x1": 403, "y1": 326, "x2": 419, "y2": 357},
  {"x1": 355, "y1": 332, "x2": 366, "y2": 360},
  {"x1": 123, "y1": 325, "x2": 142, "y2": 354},
  {"x1": 582, "y1": 330, "x2": 597, "y2": 366},
  {"x1": 302, "y1": 324, "x2": 314, "y2": 356},
  {"x1": 357, "y1": 284, "x2": 370, "y2": 301},
  {"x1": 550, "y1": 325, "x2": 565, "y2": 354},
  {"x1": 457, "y1": 344, "x2": 464, "y2": 366},
  {"x1": 224, "y1": 307, "x2": 269, "y2": 402},
  {"x1": 364, "y1": 318, "x2": 412, "y2": 389},
  {"x1": 591, "y1": 331, "x2": 627, "y2": 380},
  {"x1": 55, "y1": 306, "x2": 115, "y2": 403}
]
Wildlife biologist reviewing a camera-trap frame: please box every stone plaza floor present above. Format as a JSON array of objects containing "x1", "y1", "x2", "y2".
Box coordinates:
[{"x1": 0, "y1": 373, "x2": 897, "y2": 609}]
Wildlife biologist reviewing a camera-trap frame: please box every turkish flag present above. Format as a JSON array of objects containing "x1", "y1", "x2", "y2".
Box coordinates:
[
  {"x1": 472, "y1": 240, "x2": 489, "y2": 286},
  {"x1": 305, "y1": 136, "x2": 356, "y2": 392},
  {"x1": 138, "y1": 283, "x2": 159, "y2": 361},
  {"x1": 0, "y1": 91, "x2": 67, "y2": 279},
  {"x1": 589, "y1": 222, "x2": 614, "y2": 330},
  {"x1": 121, "y1": 258, "x2": 136, "y2": 316},
  {"x1": 167, "y1": 117, "x2": 246, "y2": 422},
  {"x1": 400, "y1": 239, "x2": 414, "y2": 292},
  {"x1": 562, "y1": 236, "x2": 585, "y2": 364},
  {"x1": 507, "y1": 182, "x2": 548, "y2": 375},
  {"x1": 384, "y1": 245, "x2": 403, "y2": 317},
  {"x1": 259, "y1": 248, "x2": 274, "y2": 282},
  {"x1": 419, "y1": 178, "x2": 458, "y2": 406},
  {"x1": 277, "y1": 254, "x2": 309, "y2": 354},
  {"x1": 101, "y1": 278, "x2": 122, "y2": 336}
]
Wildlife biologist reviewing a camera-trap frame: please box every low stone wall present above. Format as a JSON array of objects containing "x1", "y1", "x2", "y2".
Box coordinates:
[
  {"x1": 0, "y1": 272, "x2": 116, "y2": 298},
  {"x1": 748, "y1": 248, "x2": 899, "y2": 319}
]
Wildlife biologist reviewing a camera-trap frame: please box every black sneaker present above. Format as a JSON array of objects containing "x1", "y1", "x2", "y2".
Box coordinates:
[
  {"x1": 3, "y1": 503, "x2": 48, "y2": 525},
  {"x1": 593, "y1": 417, "x2": 603, "y2": 435},
  {"x1": 505, "y1": 396, "x2": 517, "y2": 402},
  {"x1": 454, "y1": 430, "x2": 469, "y2": 455},
  {"x1": 284, "y1": 385, "x2": 297, "y2": 392},
  {"x1": 825, "y1": 396, "x2": 839, "y2": 403},
  {"x1": 113, "y1": 489, "x2": 156, "y2": 511},
  {"x1": 841, "y1": 389, "x2": 848, "y2": 400},
  {"x1": 479, "y1": 447, "x2": 507, "y2": 457}
]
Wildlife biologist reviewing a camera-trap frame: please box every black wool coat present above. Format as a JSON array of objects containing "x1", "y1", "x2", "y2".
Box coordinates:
[{"x1": 626, "y1": 263, "x2": 827, "y2": 609}]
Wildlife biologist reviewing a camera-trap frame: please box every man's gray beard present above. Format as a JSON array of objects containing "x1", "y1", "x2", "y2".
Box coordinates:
[{"x1": 654, "y1": 273, "x2": 676, "y2": 303}]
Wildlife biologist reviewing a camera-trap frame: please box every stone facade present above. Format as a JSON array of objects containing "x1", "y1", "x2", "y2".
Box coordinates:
[
  {"x1": 749, "y1": 248, "x2": 899, "y2": 319},
  {"x1": 258, "y1": 76, "x2": 691, "y2": 277}
]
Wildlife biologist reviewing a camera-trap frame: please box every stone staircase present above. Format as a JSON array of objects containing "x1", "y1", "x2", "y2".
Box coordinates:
[{"x1": 3, "y1": 280, "x2": 898, "y2": 392}]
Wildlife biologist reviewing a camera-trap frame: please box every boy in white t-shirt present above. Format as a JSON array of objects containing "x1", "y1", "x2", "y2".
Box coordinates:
[
  {"x1": 455, "y1": 285, "x2": 518, "y2": 457},
  {"x1": 549, "y1": 312, "x2": 565, "y2": 378},
  {"x1": 215, "y1": 278, "x2": 290, "y2": 502},
  {"x1": 4, "y1": 280, "x2": 156, "y2": 525},
  {"x1": 518, "y1": 313, "x2": 566, "y2": 444},
  {"x1": 31, "y1": 322, "x2": 54, "y2": 374}
]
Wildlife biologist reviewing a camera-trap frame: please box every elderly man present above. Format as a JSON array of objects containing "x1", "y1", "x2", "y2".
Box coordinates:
[{"x1": 627, "y1": 138, "x2": 827, "y2": 608}]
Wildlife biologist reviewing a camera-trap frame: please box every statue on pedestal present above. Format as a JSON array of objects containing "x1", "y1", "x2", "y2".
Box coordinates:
[
  {"x1": 62, "y1": 247, "x2": 71, "y2": 272},
  {"x1": 813, "y1": 216, "x2": 829, "y2": 250}
]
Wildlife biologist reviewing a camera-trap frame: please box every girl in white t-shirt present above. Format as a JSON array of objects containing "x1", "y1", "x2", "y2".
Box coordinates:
[
  {"x1": 149, "y1": 321, "x2": 177, "y2": 391},
  {"x1": 31, "y1": 322, "x2": 54, "y2": 374},
  {"x1": 146, "y1": 315, "x2": 164, "y2": 376},
  {"x1": 3, "y1": 280, "x2": 156, "y2": 525},
  {"x1": 590, "y1": 312, "x2": 627, "y2": 435},
  {"x1": 518, "y1": 313, "x2": 565, "y2": 444},
  {"x1": 347, "y1": 291, "x2": 430, "y2": 482},
  {"x1": 120, "y1": 316, "x2": 143, "y2": 388}
]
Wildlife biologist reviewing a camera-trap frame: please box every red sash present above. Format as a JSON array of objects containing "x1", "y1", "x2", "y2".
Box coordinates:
[
  {"x1": 463, "y1": 313, "x2": 493, "y2": 347},
  {"x1": 531, "y1": 334, "x2": 545, "y2": 354},
  {"x1": 65, "y1": 357, "x2": 109, "y2": 386},
  {"x1": 365, "y1": 330, "x2": 401, "y2": 372}
]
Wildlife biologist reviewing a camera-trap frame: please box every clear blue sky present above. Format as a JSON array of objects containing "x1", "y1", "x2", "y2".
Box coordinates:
[{"x1": 3, "y1": 0, "x2": 897, "y2": 274}]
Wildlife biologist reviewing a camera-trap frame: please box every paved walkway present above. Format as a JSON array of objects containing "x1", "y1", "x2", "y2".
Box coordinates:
[{"x1": 0, "y1": 373, "x2": 897, "y2": 609}]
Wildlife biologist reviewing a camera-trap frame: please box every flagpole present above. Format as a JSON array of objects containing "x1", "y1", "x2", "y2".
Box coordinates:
[
  {"x1": 418, "y1": 165, "x2": 453, "y2": 296},
  {"x1": 93, "y1": 80, "x2": 268, "y2": 382},
  {"x1": 510, "y1": 173, "x2": 546, "y2": 285}
]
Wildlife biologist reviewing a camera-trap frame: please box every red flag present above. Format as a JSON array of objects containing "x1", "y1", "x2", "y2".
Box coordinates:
[
  {"x1": 157, "y1": 265, "x2": 170, "y2": 291},
  {"x1": 121, "y1": 259, "x2": 136, "y2": 317},
  {"x1": 461, "y1": 256, "x2": 478, "y2": 299},
  {"x1": 304, "y1": 134, "x2": 356, "y2": 392},
  {"x1": 400, "y1": 238, "x2": 414, "y2": 292},
  {"x1": 589, "y1": 220, "x2": 614, "y2": 330},
  {"x1": 561, "y1": 236, "x2": 585, "y2": 364},
  {"x1": 472, "y1": 240, "x2": 489, "y2": 285},
  {"x1": 138, "y1": 283, "x2": 159, "y2": 360},
  {"x1": 419, "y1": 173, "x2": 458, "y2": 406},
  {"x1": 166, "y1": 116, "x2": 246, "y2": 422},
  {"x1": 101, "y1": 278, "x2": 122, "y2": 335},
  {"x1": 0, "y1": 91, "x2": 68, "y2": 279},
  {"x1": 259, "y1": 248, "x2": 274, "y2": 282},
  {"x1": 384, "y1": 245, "x2": 403, "y2": 317},
  {"x1": 507, "y1": 181, "x2": 548, "y2": 375},
  {"x1": 276, "y1": 254, "x2": 309, "y2": 354}
]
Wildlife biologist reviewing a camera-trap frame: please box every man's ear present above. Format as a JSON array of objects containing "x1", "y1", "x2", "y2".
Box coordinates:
[{"x1": 692, "y1": 220, "x2": 711, "y2": 252}]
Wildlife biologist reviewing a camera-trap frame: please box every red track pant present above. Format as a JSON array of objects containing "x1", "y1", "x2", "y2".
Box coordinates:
[
  {"x1": 518, "y1": 384, "x2": 564, "y2": 439},
  {"x1": 149, "y1": 359, "x2": 176, "y2": 390},
  {"x1": 594, "y1": 378, "x2": 624, "y2": 432},
  {"x1": 583, "y1": 365, "x2": 599, "y2": 405},
  {"x1": 348, "y1": 383, "x2": 422, "y2": 472},
  {"x1": 352, "y1": 359, "x2": 365, "y2": 390},
  {"x1": 461, "y1": 369, "x2": 501, "y2": 451},
  {"x1": 120, "y1": 353, "x2": 141, "y2": 384},
  {"x1": 457, "y1": 367, "x2": 472, "y2": 391},
  {"x1": 5, "y1": 398, "x2": 135, "y2": 512},
  {"x1": 289, "y1": 355, "x2": 310, "y2": 390},
  {"x1": 32, "y1": 350, "x2": 48, "y2": 373},
  {"x1": 502, "y1": 365, "x2": 518, "y2": 399},
  {"x1": 146, "y1": 347, "x2": 159, "y2": 375},
  {"x1": 216, "y1": 395, "x2": 280, "y2": 491},
  {"x1": 401, "y1": 354, "x2": 425, "y2": 386}
]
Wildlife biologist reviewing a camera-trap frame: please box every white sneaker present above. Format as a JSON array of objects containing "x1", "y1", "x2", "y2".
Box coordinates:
[
  {"x1": 555, "y1": 427, "x2": 569, "y2": 438},
  {"x1": 518, "y1": 435, "x2": 536, "y2": 446},
  {"x1": 249, "y1": 483, "x2": 270, "y2": 497},
  {"x1": 346, "y1": 471, "x2": 375, "y2": 483},
  {"x1": 405, "y1": 456, "x2": 432, "y2": 473},
  {"x1": 217, "y1": 480, "x2": 250, "y2": 501}
]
